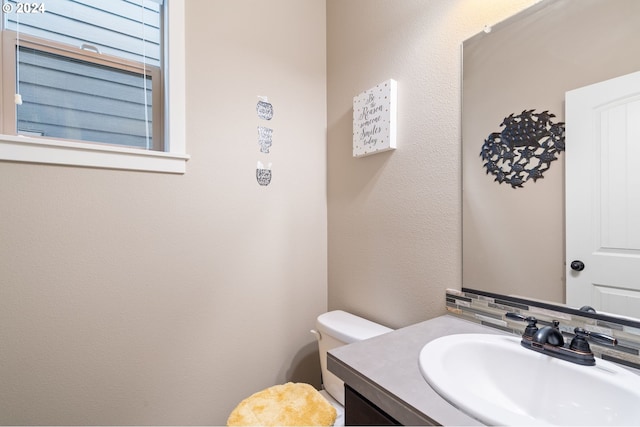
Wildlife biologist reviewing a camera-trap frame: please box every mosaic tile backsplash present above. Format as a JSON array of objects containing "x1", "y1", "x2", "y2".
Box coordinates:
[{"x1": 446, "y1": 288, "x2": 640, "y2": 370}]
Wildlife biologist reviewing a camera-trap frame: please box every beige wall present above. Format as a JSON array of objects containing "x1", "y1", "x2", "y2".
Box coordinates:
[
  {"x1": 326, "y1": 0, "x2": 536, "y2": 328},
  {"x1": 0, "y1": 0, "x2": 326, "y2": 425}
]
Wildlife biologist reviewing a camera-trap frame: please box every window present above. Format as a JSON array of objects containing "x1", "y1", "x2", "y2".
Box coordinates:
[{"x1": 0, "y1": 0, "x2": 188, "y2": 173}]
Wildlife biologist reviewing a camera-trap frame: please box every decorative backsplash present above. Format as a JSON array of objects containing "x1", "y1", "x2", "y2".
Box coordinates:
[{"x1": 446, "y1": 288, "x2": 640, "y2": 370}]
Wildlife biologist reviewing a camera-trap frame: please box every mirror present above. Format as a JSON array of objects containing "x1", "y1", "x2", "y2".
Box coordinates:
[{"x1": 462, "y1": 0, "x2": 640, "y2": 319}]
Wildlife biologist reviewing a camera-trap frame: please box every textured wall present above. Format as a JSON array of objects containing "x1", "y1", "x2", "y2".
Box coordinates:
[
  {"x1": 0, "y1": 0, "x2": 327, "y2": 424},
  {"x1": 326, "y1": 0, "x2": 536, "y2": 328}
]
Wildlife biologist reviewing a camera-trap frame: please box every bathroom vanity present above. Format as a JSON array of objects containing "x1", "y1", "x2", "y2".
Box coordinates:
[{"x1": 328, "y1": 315, "x2": 507, "y2": 425}]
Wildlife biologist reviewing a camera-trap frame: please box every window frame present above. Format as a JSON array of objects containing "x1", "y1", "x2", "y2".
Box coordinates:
[{"x1": 0, "y1": 0, "x2": 188, "y2": 174}]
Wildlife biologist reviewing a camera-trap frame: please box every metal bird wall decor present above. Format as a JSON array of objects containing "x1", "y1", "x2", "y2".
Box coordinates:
[{"x1": 480, "y1": 109, "x2": 565, "y2": 188}]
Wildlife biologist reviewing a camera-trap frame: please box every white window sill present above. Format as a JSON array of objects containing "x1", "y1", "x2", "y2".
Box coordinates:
[{"x1": 0, "y1": 135, "x2": 190, "y2": 173}]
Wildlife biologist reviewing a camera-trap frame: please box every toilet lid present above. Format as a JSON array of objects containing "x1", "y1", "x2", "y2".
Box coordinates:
[{"x1": 316, "y1": 310, "x2": 392, "y2": 343}]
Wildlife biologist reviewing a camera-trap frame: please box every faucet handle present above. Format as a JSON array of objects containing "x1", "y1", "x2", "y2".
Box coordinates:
[
  {"x1": 505, "y1": 312, "x2": 537, "y2": 323},
  {"x1": 505, "y1": 313, "x2": 538, "y2": 339},
  {"x1": 570, "y1": 327, "x2": 618, "y2": 352}
]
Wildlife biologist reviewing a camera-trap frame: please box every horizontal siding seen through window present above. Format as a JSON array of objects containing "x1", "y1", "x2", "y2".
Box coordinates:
[
  {"x1": 5, "y1": 0, "x2": 161, "y2": 65},
  {"x1": 17, "y1": 47, "x2": 154, "y2": 148}
]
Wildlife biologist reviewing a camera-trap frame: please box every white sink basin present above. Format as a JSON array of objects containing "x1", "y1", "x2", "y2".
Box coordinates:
[{"x1": 419, "y1": 333, "x2": 640, "y2": 426}]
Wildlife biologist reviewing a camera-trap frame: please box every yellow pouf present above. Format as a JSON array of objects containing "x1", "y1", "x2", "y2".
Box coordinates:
[{"x1": 227, "y1": 382, "x2": 337, "y2": 426}]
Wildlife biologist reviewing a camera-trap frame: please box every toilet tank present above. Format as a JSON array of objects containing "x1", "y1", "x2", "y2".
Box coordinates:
[{"x1": 315, "y1": 310, "x2": 393, "y2": 406}]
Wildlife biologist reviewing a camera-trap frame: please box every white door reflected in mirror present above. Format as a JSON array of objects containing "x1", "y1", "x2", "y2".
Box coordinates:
[{"x1": 565, "y1": 71, "x2": 640, "y2": 318}]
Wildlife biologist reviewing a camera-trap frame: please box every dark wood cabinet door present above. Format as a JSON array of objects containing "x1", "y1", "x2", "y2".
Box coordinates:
[{"x1": 344, "y1": 384, "x2": 401, "y2": 426}]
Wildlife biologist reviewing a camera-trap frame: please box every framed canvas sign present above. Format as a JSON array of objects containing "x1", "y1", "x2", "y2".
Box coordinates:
[{"x1": 352, "y1": 79, "x2": 397, "y2": 157}]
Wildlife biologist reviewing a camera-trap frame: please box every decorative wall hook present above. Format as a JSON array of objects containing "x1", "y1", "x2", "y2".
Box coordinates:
[
  {"x1": 480, "y1": 109, "x2": 565, "y2": 188},
  {"x1": 256, "y1": 161, "x2": 272, "y2": 186},
  {"x1": 258, "y1": 126, "x2": 273, "y2": 153},
  {"x1": 256, "y1": 96, "x2": 273, "y2": 120}
]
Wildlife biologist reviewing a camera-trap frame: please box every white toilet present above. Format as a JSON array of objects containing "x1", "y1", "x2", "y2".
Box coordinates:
[{"x1": 313, "y1": 310, "x2": 393, "y2": 426}]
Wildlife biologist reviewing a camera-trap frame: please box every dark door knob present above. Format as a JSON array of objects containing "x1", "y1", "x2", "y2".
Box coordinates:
[{"x1": 570, "y1": 260, "x2": 585, "y2": 271}]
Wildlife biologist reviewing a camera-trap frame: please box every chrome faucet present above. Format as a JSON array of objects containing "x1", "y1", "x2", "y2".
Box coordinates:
[{"x1": 505, "y1": 313, "x2": 618, "y2": 366}]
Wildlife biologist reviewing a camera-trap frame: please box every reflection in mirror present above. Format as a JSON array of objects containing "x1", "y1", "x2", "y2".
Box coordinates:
[{"x1": 462, "y1": 0, "x2": 640, "y2": 320}]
